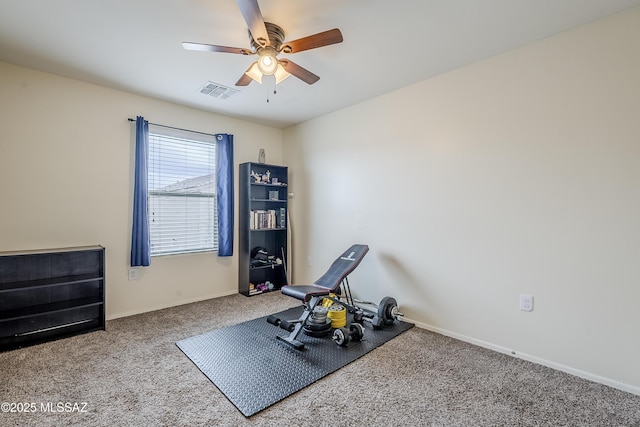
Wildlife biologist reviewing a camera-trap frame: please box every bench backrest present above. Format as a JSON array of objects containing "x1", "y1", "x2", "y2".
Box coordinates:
[{"x1": 314, "y1": 244, "x2": 369, "y2": 290}]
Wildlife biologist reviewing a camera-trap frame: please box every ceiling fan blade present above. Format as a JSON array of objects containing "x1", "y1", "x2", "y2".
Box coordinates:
[
  {"x1": 279, "y1": 59, "x2": 320, "y2": 85},
  {"x1": 280, "y1": 28, "x2": 343, "y2": 54},
  {"x1": 236, "y1": 62, "x2": 261, "y2": 86},
  {"x1": 182, "y1": 42, "x2": 253, "y2": 55},
  {"x1": 236, "y1": 0, "x2": 270, "y2": 47},
  {"x1": 236, "y1": 73, "x2": 253, "y2": 86}
]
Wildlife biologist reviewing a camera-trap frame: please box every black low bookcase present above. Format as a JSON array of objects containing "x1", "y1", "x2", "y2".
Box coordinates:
[
  {"x1": 0, "y1": 246, "x2": 105, "y2": 351},
  {"x1": 239, "y1": 162, "x2": 288, "y2": 296}
]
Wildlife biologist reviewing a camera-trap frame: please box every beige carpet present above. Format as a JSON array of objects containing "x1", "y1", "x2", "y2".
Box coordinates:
[{"x1": 1, "y1": 292, "x2": 639, "y2": 426}]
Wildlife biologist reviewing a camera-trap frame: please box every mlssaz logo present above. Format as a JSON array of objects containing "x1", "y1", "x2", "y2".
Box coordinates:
[{"x1": 40, "y1": 402, "x2": 88, "y2": 413}]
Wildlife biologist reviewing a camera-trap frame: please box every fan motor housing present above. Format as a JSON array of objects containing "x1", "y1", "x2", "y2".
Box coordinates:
[{"x1": 250, "y1": 22, "x2": 285, "y2": 52}]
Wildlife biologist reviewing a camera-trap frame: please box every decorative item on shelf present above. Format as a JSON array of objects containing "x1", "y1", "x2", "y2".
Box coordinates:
[
  {"x1": 258, "y1": 148, "x2": 266, "y2": 164},
  {"x1": 269, "y1": 191, "x2": 279, "y2": 200},
  {"x1": 251, "y1": 170, "x2": 261, "y2": 183},
  {"x1": 272, "y1": 177, "x2": 279, "y2": 184},
  {"x1": 262, "y1": 170, "x2": 271, "y2": 183}
]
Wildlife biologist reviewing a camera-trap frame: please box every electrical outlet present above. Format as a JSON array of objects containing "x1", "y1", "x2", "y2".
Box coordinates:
[
  {"x1": 520, "y1": 294, "x2": 533, "y2": 312},
  {"x1": 128, "y1": 268, "x2": 138, "y2": 281},
  {"x1": 306, "y1": 256, "x2": 312, "y2": 267}
]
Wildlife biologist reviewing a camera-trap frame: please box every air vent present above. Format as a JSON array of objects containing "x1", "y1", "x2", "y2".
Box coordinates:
[{"x1": 199, "y1": 81, "x2": 240, "y2": 99}]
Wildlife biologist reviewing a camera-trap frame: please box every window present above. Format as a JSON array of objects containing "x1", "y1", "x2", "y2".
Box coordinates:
[{"x1": 148, "y1": 124, "x2": 217, "y2": 256}]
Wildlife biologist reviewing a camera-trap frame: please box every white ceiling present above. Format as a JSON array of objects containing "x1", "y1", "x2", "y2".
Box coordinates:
[{"x1": 1, "y1": 0, "x2": 639, "y2": 128}]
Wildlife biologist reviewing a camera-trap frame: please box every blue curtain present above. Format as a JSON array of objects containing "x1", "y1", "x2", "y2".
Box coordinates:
[
  {"x1": 131, "y1": 116, "x2": 151, "y2": 267},
  {"x1": 216, "y1": 134, "x2": 234, "y2": 256}
]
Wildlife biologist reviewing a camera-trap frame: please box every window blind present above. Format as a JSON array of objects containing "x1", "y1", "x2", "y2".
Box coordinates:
[{"x1": 148, "y1": 124, "x2": 218, "y2": 256}]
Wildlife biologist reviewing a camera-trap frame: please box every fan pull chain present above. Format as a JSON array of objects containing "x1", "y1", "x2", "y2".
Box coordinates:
[
  {"x1": 266, "y1": 78, "x2": 271, "y2": 103},
  {"x1": 266, "y1": 77, "x2": 277, "y2": 103}
]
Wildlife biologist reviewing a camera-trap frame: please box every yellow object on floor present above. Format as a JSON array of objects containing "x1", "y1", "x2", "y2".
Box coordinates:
[
  {"x1": 322, "y1": 293, "x2": 337, "y2": 308},
  {"x1": 327, "y1": 304, "x2": 346, "y2": 328}
]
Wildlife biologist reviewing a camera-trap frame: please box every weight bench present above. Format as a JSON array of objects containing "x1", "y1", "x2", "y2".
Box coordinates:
[{"x1": 276, "y1": 244, "x2": 369, "y2": 350}]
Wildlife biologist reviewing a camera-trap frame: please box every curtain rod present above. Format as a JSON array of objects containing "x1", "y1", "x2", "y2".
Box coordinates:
[{"x1": 127, "y1": 118, "x2": 217, "y2": 137}]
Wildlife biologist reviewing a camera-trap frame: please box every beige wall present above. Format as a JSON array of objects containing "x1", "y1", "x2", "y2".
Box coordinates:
[
  {"x1": 284, "y1": 8, "x2": 640, "y2": 394},
  {"x1": 0, "y1": 62, "x2": 283, "y2": 319}
]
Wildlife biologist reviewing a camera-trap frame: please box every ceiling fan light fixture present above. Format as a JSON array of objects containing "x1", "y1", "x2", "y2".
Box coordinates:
[
  {"x1": 274, "y1": 63, "x2": 291, "y2": 84},
  {"x1": 257, "y1": 48, "x2": 278, "y2": 75},
  {"x1": 245, "y1": 62, "x2": 263, "y2": 84}
]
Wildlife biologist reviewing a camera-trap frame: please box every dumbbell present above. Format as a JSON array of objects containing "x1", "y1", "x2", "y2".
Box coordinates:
[{"x1": 332, "y1": 323, "x2": 365, "y2": 346}]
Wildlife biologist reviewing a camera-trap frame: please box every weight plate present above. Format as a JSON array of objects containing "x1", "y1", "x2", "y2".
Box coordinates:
[
  {"x1": 332, "y1": 327, "x2": 350, "y2": 346},
  {"x1": 309, "y1": 306, "x2": 329, "y2": 324},
  {"x1": 350, "y1": 323, "x2": 365, "y2": 341},
  {"x1": 378, "y1": 296, "x2": 398, "y2": 325},
  {"x1": 303, "y1": 321, "x2": 332, "y2": 337},
  {"x1": 313, "y1": 306, "x2": 329, "y2": 315},
  {"x1": 303, "y1": 318, "x2": 332, "y2": 331}
]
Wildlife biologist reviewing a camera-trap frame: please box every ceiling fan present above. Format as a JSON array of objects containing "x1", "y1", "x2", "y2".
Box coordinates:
[{"x1": 182, "y1": 0, "x2": 343, "y2": 87}]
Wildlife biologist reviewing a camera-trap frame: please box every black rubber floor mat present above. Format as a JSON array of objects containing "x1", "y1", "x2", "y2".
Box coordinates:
[{"x1": 176, "y1": 305, "x2": 414, "y2": 417}]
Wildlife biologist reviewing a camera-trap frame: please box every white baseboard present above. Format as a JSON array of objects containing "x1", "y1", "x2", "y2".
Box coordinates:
[
  {"x1": 106, "y1": 289, "x2": 238, "y2": 321},
  {"x1": 404, "y1": 317, "x2": 640, "y2": 397}
]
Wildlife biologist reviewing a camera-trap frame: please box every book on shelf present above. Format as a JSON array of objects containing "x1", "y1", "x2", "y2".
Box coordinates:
[{"x1": 250, "y1": 209, "x2": 285, "y2": 230}]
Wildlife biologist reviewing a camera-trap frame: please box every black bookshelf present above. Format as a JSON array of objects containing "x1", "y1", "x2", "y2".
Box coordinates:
[
  {"x1": 239, "y1": 162, "x2": 288, "y2": 296},
  {"x1": 0, "y1": 246, "x2": 105, "y2": 351}
]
